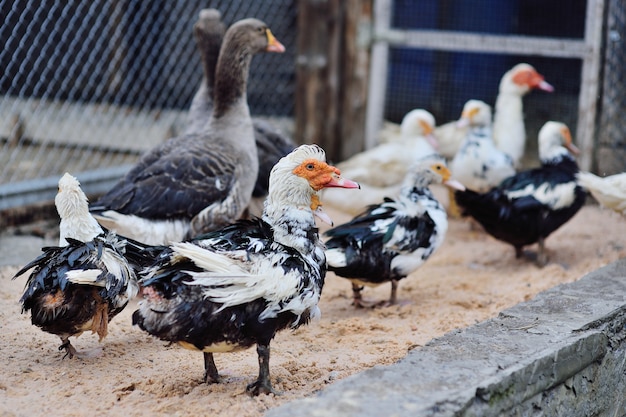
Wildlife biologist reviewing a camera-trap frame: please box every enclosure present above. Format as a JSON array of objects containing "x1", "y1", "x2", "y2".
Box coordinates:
[
  {"x1": 1, "y1": 0, "x2": 625, "y2": 215},
  {"x1": 1, "y1": 1, "x2": 626, "y2": 416}
]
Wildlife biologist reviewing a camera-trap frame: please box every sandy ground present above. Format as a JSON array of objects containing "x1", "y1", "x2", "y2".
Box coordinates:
[{"x1": 1, "y1": 200, "x2": 625, "y2": 417}]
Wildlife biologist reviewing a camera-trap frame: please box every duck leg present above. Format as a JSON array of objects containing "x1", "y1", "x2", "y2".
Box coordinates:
[
  {"x1": 388, "y1": 280, "x2": 399, "y2": 305},
  {"x1": 203, "y1": 352, "x2": 220, "y2": 384},
  {"x1": 536, "y1": 237, "x2": 549, "y2": 267},
  {"x1": 352, "y1": 283, "x2": 398, "y2": 308},
  {"x1": 351, "y1": 284, "x2": 367, "y2": 308},
  {"x1": 58, "y1": 336, "x2": 77, "y2": 359},
  {"x1": 246, "y1": 343, "x2": 276, "y2": 396},
  {"x1": 448, "y1": 188, "x2": 462, "y2": 218}
]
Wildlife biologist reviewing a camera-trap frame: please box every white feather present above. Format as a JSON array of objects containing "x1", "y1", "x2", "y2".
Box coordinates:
[
  {"x1": 325, "y1": 248, "x2": 347, "y2": 268},
  {"x1": 65, "y1": 269, "x2": 106, "y2": 286},
  {"x1": 94, "y1": 211, "x2": 190, "y2": 246},
  {"x1": 173, "y1": 241, "x2": 307, "y2": 316},
  {"x1": 172, "y1": 242, "x2": 246, "y2": 274},
  {"x1": 577, "y1": 171, "x2": 626, "y2": 215},
  {"x1": 506, "y1": 182, "x2": 577, "y2": 210},
  {"x1": 188, "y1": 264, "x2": 301, "y2": 317}
]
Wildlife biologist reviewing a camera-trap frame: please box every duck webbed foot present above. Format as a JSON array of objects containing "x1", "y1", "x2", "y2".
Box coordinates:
[
  {"x1": 58, "y1": 337, "x2": 77, "y2": 359},
  {"x1": 246, "y1": 344, "x2": 280, "y2": 396},
  {"x1": 350, "y1": 284, "x2": 374, "y2": 308}
]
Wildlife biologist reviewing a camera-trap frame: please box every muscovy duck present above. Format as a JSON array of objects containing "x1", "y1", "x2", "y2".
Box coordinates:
[
  {"x1": 454, "y1": 121, "x2": 585, "y2": 266},
  {"x1": 324, "y1": 158, "x2": 464, "y2": 307},
  {"x1": 132, "y1": 144, "x2": 359, "y2": 395}
]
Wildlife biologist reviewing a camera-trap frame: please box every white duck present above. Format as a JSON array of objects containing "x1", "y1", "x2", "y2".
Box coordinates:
[
  {"x1": 325, "y1": 158, "x2": 464, "y2": 307},
  {"x1": 13, "y1": 173, "x2": 141, "y2": 359},
  {"x1": 132, "y1": 144, "x2": 359, "y2": 396},
  {"x1": 90, "y1": 18, "x2": 285, "y2": 245},
  {"x1": 323, "y1": 109, "x2": 440, "y2": 215},
  {"x1": 577, "y1": 171, "x2": 626, "y2": 216},
  {"x1": 433, "y1": 63, "x2": 554, "y2": 162},
  {"x1": 450, "y1": 100, "x2": 515, "y2": 193}
]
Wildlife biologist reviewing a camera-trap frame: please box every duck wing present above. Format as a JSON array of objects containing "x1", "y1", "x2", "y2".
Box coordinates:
[{"x1": 14, "y1": 234, "x2": 136, "y2": 311}]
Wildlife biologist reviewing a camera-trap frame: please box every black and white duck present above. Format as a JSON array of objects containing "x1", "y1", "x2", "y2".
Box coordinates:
[
  {"x1": 324, "y1": 158, "x2": 464, "y2": 307},
  {"x1": 454, "y1": 121, "x2": 585, "y2": 266},
  {"x1": 132, "y1": 144, "x2": 359, "y2": 395},
  {"x1": 449, "y1": 99, "x2": 515, "y2": 193},
  {"x1": 13, "y1": 173, "x2": 142, "y2": 358}
]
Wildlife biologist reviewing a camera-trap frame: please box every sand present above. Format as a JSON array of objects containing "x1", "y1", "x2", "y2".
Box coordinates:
[{"x1": 1, "y1": 202, "x2": 625, "y2": 417}]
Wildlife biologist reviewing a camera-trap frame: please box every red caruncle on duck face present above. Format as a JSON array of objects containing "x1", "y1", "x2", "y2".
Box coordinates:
[{"x1": 292, "y1": 159, "x2": 359, "y2": 191}]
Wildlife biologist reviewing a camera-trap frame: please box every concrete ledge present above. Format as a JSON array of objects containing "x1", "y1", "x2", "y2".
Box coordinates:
[{"x1": 267, "y1": 259, "x2": 626, "y2": 417}]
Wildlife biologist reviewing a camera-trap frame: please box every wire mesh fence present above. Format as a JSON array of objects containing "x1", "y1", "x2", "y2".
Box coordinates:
[
  {"x1": 384, "y1": 50, "x2": 582, "y2": 162},
  {"x1": 380, "y1": 0, "x2": 589, "y2": 167},
  {"x1": 0, "y1": 0, "x2": 296, "y2": 210},
  {"x1": 1, "y1": 0, "x2": 624, "y2": 213},
  {"x1": 385, "y1": 0, "x2": 588, "y2": 120}
]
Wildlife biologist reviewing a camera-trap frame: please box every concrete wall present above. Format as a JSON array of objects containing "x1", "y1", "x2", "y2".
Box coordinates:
[{"x1": 267, "y1": 259, "x2": 626, "y2": 417}]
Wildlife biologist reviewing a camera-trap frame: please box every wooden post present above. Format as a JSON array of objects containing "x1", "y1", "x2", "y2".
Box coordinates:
[
  {"x1": 364, "y1": 0, "x2": 391, "y2": 151},
  {"x1": 596, "y1": 0, "x2": 626, "y2": 175},
  {"x1": 339, "y1": 0, "x2": 373, "y2": 160},
  {"x1": 295, "y1": 0, "x2": 341, "y2": 160},
  {"x1": 577, "y1": 0, "x2": 605, "y2": 172},
  {"x1": 295, "y1": 0, "x2": 373, "y2": 163}
]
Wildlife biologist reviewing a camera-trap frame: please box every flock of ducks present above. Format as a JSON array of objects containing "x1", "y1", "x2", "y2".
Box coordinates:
[{"x1": 11, "y1": 9, "x2": 625, "y2": 397}]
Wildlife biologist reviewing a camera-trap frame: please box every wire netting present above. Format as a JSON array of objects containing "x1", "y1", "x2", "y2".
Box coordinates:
[
  {"x1": 0, "y1": 0, "x2": 296, "y2": 188},
  {"x1": 1, "y1": 0, "x2": 624, "y2": 212},
  {"x1": 383, "y1": 0, "x2": 587, "y2": 166}
]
